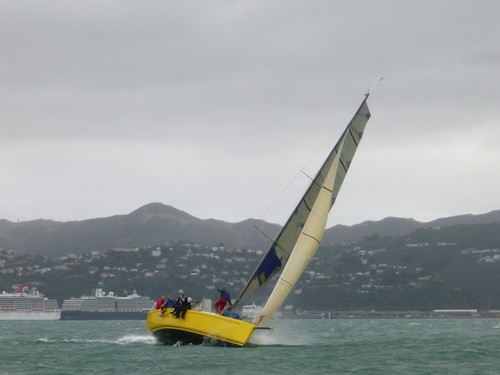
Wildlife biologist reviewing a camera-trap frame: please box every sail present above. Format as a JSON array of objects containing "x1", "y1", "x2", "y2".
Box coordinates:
[{"x1": 233, "y1": 95, "x2": 371, "y2": 324}]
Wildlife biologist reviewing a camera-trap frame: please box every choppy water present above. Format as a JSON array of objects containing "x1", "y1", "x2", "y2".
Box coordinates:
[{"x1": 0, "y1": 319, "x2": 499, "y2": 374}]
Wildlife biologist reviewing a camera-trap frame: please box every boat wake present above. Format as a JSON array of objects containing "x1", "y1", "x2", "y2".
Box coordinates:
[
  {"x1": 36, "y1": 334, "x2": 156, "y2": 345},
  {"x1": 249, "y1": 329, "x2": 316, "y2": 347},
  {"x1": 115, "y1": 334, "x2": 157, "y2": 345}
]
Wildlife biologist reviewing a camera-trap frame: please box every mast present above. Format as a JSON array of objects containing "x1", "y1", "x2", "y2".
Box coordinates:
[{"x1": 233, "y1": 94, "x2": 371, "y2": 325}]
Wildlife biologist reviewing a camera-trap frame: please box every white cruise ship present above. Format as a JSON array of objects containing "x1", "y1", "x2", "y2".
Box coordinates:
[
  {"x1": 61, "y1": 288, "x2": 154, "y2": 320},
  {"x1": 0, "y1": 286, "x2": 61, "y2": 320}
]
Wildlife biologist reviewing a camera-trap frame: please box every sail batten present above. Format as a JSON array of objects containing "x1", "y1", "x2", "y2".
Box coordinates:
[
  {"x1": 232, "y1": 96, "x2": 371, "y2": 317},
  {"x1": 348, "y1": 128, "x2": 359, "y2": 147},
  {"x1": 302, "y1": 232, "x2": 321, "y2": 244}
]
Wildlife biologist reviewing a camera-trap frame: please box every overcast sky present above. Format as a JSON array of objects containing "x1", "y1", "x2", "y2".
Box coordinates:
[{"x1": 1, "y1": 0, "x2": 499, "y2": 227}]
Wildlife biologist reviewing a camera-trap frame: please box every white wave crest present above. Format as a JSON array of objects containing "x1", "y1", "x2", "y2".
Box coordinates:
[
  {"x1": 249, "y1": 329, "x2": 314, "y2": 346},
  {"x1": 58, "y1": 335, "x2": 156, "y2": 345},
  {"x1": 115, "y1": 335, "x2": 156, "y2": 345}
]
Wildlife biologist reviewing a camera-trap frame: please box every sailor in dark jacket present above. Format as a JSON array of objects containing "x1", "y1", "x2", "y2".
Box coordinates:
[{"x1": 173, "y1": 293, "x2": 197, "y2": 319}]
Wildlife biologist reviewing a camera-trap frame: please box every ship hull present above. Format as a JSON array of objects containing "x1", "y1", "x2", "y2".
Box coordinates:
[
  {"x1": 146, "y1": 309, "x2": 255, "y2": 347},
  {"x1": 0, "y1": 311, "x2": 61, "y2": 320}
]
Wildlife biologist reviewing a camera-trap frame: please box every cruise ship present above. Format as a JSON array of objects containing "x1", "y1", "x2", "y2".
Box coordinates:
[
  {"x1": 0, "y1": 285, "x2": 61, "y2": 320},
  {"x1": 61, "y1": 288, "x2": 154, "y2": 320}
]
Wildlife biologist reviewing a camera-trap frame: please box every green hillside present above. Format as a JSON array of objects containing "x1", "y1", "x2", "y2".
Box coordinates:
[{"x1": 0, "y1": 223, "x2": 498, "y2": 312}]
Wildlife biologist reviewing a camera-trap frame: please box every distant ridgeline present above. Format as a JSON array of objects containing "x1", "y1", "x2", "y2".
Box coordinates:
[
  {"x1": 1, "y1": 203, "x2": 500, "y2": 256},
  {"x1": 0, "y1": 206, "x2": 499, "y2": 311}
]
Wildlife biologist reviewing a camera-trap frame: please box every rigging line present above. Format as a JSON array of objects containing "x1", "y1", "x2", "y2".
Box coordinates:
[
  {"x1": 253, "y1": 225, "x2": 289, "y2": 256},
  {"x1": 234, "y1": 95, "x2": 366, "y2": 294},
  {"x1": 201, "y1": 243, "x2": 246, "y2": 303},
  {"x1": 253, "y1": 225, "x2": 276, "y2": 245},
  {"x1": 256, "y1": 98, "x2": 363, "y2": 225},
  {"x1": 368, "y1": 76, "x2": 384, "y2": 95},
  {"x1": 203, "y1": 179, "x2": 307, "y2": 302},
  {"x1": 300, "y1": 168, "x2": 328, "y2": 194},
  {"x1": 258, "y1": 171, "x2": 307, "y2": 222},
  {"x1": 297, "y1": 93, "x2": 369, "y2": 181},
  {"x1": 201, "y1": 181, "x2": 310, "y2": 303},
  {"x1": 229, "y1": 173, "x2": 309, "y2": 305},
  {"x1": 300, "y1": 168, "x2": 314, "y2": 181},
  {"x1": 199, "y1": 226, "x2": 260, "y2": 303},
  {"x1": 264, "y1": 173, "x2": 313, "y2": 216},
  {"x1": 211, "y1": 93, "x2": 373, "y2": 304},
  {"x1": 206, "y1": 172, "x2": 302, "y2": 296},
  {"x1": 250, "y1": 91, "x2": 370, "y2": 226}
]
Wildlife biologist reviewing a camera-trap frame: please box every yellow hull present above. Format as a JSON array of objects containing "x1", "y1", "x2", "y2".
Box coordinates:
[{"x1": 146, "y1": 309, "x2": 255, "y2": 347}]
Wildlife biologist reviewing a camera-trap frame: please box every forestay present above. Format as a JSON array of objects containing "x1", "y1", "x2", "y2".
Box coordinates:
[{"x1": 233, "y1": 95, "x2": 371, "y2": 326}]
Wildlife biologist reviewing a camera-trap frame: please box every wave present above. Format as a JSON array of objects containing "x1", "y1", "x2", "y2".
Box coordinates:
[
  {"x1": 116, "y1": 334, "x2": 157, "y2": 345},
  {"x1": 249, "y1": 329, "x2": 316, "y2": 346},
  {"x1": 36, "y1": 334, "x2": 156, "y2": 345}
]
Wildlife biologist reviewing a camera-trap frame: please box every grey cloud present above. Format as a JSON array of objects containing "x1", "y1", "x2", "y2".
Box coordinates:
[{"x1": 1, "y1": 0, "x2": 499, "y2": 224}]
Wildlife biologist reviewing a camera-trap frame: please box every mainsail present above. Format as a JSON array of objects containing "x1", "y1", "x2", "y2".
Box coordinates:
[{"x1": 233, "y1": 95, "x2": 371, "y2": 326}]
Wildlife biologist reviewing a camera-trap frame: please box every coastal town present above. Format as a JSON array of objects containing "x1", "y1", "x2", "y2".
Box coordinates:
[{"x1": 1, "y1": 227, "x2": 499, "y2": 318}]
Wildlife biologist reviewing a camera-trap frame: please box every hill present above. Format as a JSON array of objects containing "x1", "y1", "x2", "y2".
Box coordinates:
[
  {"x1": 1, "y1": 222, "x2": 498, "y2": 311},
  {"x1": 0, "y1": 203, "x2": 281, "y2": 256},
  {"x1": 1, "y1": 203, "x2": 500, "y2": 256},
  {"x1": 322, "y1": 210, "x2": 500, "y2": 245}
]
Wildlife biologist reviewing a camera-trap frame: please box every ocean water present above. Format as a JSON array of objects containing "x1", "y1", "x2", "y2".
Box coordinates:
[{"x1": 0, "y1": 319, "x2": 498, "y2": 375}]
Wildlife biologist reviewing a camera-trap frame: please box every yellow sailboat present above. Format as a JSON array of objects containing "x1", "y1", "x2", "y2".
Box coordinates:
[
  {"x1": 147, "y1": 93, "x2": 372, "y2": 346},
  {"x1": 147, "y1": 308, "x2": 255, "y2": 346}
]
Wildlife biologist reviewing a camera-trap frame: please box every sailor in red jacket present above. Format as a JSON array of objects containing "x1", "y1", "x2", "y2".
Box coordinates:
[
  {"x1": 214, "y1": 288, "x2": 231, "y2": 314},
  {"x1": 155, "y1": 296, "x2": 166, "y2": 310}
]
